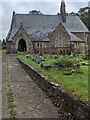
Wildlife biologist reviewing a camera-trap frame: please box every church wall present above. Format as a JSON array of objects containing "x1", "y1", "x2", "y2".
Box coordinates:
[
  {"x1": 33, "y1": 42, "x2": 50, "y2": 54},
  {"x1": 49, "y1": 23, "x2": 70, "y2": 54},
  {"x1": 12, "y1": 26, "x2": 33, "y2": 53},
  {"x1": 71, "y1": 41, "x2": 85, "y2": 53},
  {"x1": 10, "y1": 43, "x2": 16, "y2": 53},
  {"x1": 6, "y1": 41, "x2": 17, "y2": 53},
  {"x1": 6, "y1": 41, "x2": 12, "y2": 53},
  {"x1": 85, "y1": 32, "x2": 90, "y2": 53},
  {"x1": 71, "y1": 32, "x2": 90, "y2": 53},
  {"x1": 72, "y1": 32, "x2": 88, "y2": 42}
]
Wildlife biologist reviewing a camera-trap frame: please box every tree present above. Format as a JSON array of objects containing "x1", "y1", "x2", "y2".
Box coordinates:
[
  {"x1": 2, "y1": 39, "x2": 6, "y2": 49},
  {"x1": 0, "y1": 40, "x2": 2, "y2": 50},
  {"x1": 78, "y1": 7, "x2": 90, "y2": 30}
]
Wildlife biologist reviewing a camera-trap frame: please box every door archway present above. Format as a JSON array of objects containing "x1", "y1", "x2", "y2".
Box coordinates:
[{"x1": 18, "y1": 39, "x2": 27, "y2": 52}]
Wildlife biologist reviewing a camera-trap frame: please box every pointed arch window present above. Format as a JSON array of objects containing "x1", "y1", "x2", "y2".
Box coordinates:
[
  {"x1": 37, "y1": 42, "x2": 39, "y2": 47},
  {"x1": 55, "y1": 34, "x2": 63, "y2": 47}
]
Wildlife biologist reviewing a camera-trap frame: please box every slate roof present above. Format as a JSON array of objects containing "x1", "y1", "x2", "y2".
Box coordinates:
[
  {"x1": 68, "y1": 32, "x2": 84, "y2": 42},
  {"x1": 7, "y1": 13, "x2": 89, "y2": 42}
]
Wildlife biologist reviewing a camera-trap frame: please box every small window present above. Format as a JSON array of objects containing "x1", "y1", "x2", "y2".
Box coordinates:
[
  {"x1": 40, "y1": 43, "x2": 42, "y2": 47},
  {"x1": 37, "y1": 43, "x2": 39, "y2": 47}
]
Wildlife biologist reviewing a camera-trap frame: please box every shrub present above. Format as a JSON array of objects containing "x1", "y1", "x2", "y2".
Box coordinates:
[
  {"x1": 54, "y1": 56, "x2": 78, "y2": 68},
  {"x1": 79, "y1": 61, "x2": 88, "y2": 66},
  {"x1": 63, "y1": 71, "x2": 72, "y2": 75},
  {"x1": 63, "y1": 69, "x2": 83, "y2": 75},
  {"x1": 81, "y1": 54, "x2": 90, "y2": 60}
]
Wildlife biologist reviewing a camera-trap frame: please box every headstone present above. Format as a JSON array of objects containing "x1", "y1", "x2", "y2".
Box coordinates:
[
  {"x1": 70, "y1": 53, "x2": 74, "y2": 58},
  {"x1": 26, "y1": 54, "x2": 31, "y2": 58},
  {"x1": 35, "y1": 56, "x2": 42, "y2": 63},
  {"x1": 31, "y1": 55, "x2": 34, "y2": 61},
  {"x1": 41, "y1": 65, "x2": 52, "y2": 70}
]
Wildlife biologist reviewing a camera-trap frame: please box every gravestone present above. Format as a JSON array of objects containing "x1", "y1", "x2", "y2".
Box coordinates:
[
  {"x1": 26, "y1": 54, "x2": 31, "y2": 58},
  {"x1": 70, "y1": 53, "x2": 74, "y2": 58},
  {"x1": 35, "y1": 56, "x2": 42, "y2": 63}
]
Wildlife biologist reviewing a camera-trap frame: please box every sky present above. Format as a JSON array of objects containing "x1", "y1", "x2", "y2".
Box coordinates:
[{"x1": 0, "y1": 0, "x2": 89, "y2": 41}]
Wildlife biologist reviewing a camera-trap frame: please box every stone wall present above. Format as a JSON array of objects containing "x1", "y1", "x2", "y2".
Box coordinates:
[
  {"x1": 6, "y1": 41, "x2": 16, "y2": 53},
  {"x1": 18, "y1": 58, "x2": 90, "y2": 119},
  {"x1": 49, "y1": 23, "x2": 70, "y2": 53},
  {"x1": 72, "y1": 32, "x2": 89, "y2": 43},
  {"x1": 33, "y1": 42, "x2": 50, "y2": 54},
  {"x1": 6, "y1": 41, "x2": 12, "y2": 53},
  {"x1": 72, "y1": 42, "x2": 85, "y2": 53}
]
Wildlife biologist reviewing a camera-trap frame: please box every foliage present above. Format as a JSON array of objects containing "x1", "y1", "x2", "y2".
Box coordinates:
[
  {"x1": 2, "y1": 39, "x2": 6, "y2": 49},
  {"x1": 7, "y1": 89, "x2": 14, "y2": 102},
  {"x1": 53, "y1": 56, "x2": 79, "y2": 68},
  {"x1": 6, "y1": 59, "x2": 17, "y2": 118},
  {"x1": 10, "y1": 109, "x2": 17, "y2": 118},
  {"x1": 81, "y1": 54, "x2": 90, "y2": 60},
  {"x1": 80, "y1": 10, "x2": 90, "y2": 30},
  {"x1": 0, "y1": 50, "x2": 7, "y2": 54},
  {"x1": 0, "y1": 40, "x2": 1, "y2": 51}
]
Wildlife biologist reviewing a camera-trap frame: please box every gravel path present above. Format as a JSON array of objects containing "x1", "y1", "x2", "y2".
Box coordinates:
[{"x1": 2, "y1": 55, "x2": 59, "y2": 118}]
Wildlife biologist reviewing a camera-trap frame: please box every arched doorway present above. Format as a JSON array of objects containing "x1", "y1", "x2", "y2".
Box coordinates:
[{"x1": 18, "y1": 39, "x2": 27, "y2": 52}]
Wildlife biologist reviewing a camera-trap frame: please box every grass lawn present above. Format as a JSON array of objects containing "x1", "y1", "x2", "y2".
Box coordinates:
[
  {"x1": 17, "y1": 54, "x2": 89, "y2": 103},
  {"x1": 0, "y1": 50, "x2": 6, "y2": 54}
]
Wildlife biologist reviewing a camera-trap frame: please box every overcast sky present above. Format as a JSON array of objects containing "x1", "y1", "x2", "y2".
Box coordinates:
[{"x1": 0, "y1": 0, "x2": 89, "y2": 41}]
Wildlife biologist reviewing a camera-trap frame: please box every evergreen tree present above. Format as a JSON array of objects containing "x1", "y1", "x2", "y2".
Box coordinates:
[
  {"x1": 2, "y1": 39, "x2": 6, "y2": 49},
  {"x1": 0, "y1": 40, "x2": 2, "y2": 50},
  {"x1": 78, "y1": 7, "x2": 90, "y2": 30}
]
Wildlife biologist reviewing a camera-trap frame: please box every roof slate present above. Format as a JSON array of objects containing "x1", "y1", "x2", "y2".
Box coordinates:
[
  {"x1": 8, "y1": 14, "x2": 89, "y2": 42},
  {"x1": 68, "y1": 32, "x2": 84, "y2": 42}
]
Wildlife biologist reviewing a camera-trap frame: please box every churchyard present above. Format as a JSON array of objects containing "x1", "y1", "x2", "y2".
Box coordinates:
[{"x1": 17, "y1": 53, "x2": 89, "y2": 103}]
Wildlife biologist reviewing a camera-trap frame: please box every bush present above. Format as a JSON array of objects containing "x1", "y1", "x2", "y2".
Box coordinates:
[
  {"x1": 0, "y1": 50, "x2": 6, "y2": 54},
  {"x1": 63, "y1": 69, "x2": 83, "y2": 75},
  {"x1": 54, "y1": 56, "x2": 78, "y2": 68},
  {"x1": 81, "y1": 54, "x2": 90, "y2": 60}
]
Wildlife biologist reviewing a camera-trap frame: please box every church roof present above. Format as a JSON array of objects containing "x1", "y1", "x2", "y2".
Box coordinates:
[
  {"x1": 7, "y1": 13, "x2": 89, "y2": 42},
  {"x1": 68, "y1": 32, "x2": 84, "y2": 42}
]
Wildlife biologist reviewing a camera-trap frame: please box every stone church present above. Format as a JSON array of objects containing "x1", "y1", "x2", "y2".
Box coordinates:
[{"x1": 6, "y1": 0, "x2": 89, "y2": 54}]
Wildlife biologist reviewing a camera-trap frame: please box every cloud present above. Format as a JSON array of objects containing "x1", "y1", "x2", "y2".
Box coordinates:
[{"x1": 1, "y1": 0, "x2": 89, "y2": 2}]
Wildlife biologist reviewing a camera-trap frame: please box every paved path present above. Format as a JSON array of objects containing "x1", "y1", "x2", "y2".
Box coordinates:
[
  {"x1": 2, "y1": 55, "x2": 59, "y2": 118},
  {"x1": 0, "y1": 55, "x2": 2, "y2": 119}
]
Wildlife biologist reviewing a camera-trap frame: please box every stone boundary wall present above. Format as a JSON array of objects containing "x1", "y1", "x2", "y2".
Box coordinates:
[{"x1": 18, "y1": 58, "x2": 89, "y2": 119}]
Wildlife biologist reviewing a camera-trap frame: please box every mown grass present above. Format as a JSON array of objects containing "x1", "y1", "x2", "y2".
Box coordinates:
[
  {"x1": 0, "y1": 50, "x2": 6, "y2": 54},
  {"x1": 17, "y1": 54, "x2": 89, "y2": 103}
]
